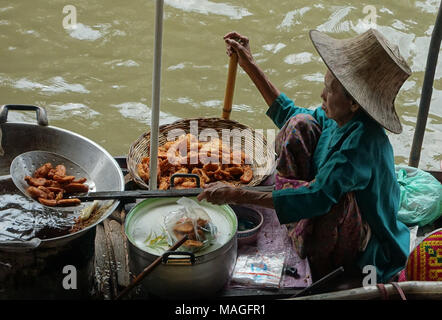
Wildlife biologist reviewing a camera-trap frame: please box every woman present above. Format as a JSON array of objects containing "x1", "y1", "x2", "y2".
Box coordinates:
[{"x1": 198, "y1": 29, "x2": 411, "y2": 283}]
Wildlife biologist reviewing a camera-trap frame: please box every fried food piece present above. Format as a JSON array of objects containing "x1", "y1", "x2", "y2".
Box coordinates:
[
  {"x1": 186, "y1": 231, "x2": 197, "y2": 241},
  {"x1": 72, "y1": 177, "x2": 87, "y2": 184},
  {"x1": 183, "y1": 240, "x2": 204, "y2": 249},
  {"x1": 137, "y1": 157, "x2": 163, "y2": 183},
  {"x1": 55, "y1": 191, "x2": 64, "y2": 201},
  {"x1": 34, "y1": 163, "x2": 52, "y2": 178},
  {"x1": 178, "y1": 181, "x2": 197, "y2": 189},
  {"x1": 197, "y1": 218, "x2": 208, "y2": 228},
  {"x1": 173, "y1": 221, "x2": 194, "y2": 234},
  {"x1": 47, "y1": 180, "x2": 62, "y2": 188},
  {"x1": 163, "y1": 141, "x2": 175, "y2": 150},
  {"x1": 176, "y1": 133, "x2": 198, "y2": 153},
  {"x1": 47, "y1": 168, "x2": 56, "y2": 179},
  {"x1": 191, "y1": 168, "x2": 210, "y2": 185},
  {"x1": 52, "y1": 175, "x2": 76, "y2": 184},
  {"x1": 137, "y1": 162, "x2": 150, "y2": 182},
  {"x1": 158, "y1": 150, "x2": 168, "y2": 159},
  {"x1": 159, "y1": 176, "x2": 170, "y2": 190},
  {"x1": 213, "y1": 168, "x2": 224, "y2": 181},
  {"x1": 38, "y1": 198, "x2": 57, "y2": 206},
  {"x1": 225, "y1": 166, "x2": 244, "y2": 177},
  {"x1": 159, "y1": 158, "x2": 173, "y2": 175},
  {"x1": 63, "y1": 183, "x2": 89, "y2": 194},
  {"x1": 47, "y1": 186, "x2": 64, "y2": 193},
  {"x1": 54, "y1": 165, "x2": 66, "y2": 177},
  {"x1": 202, "y1": 163, "x2": 219, "y2": 173},
  {"x1": 57, "y1": 198, "x2": 81, "y2": 206},
  {"x1": 240, "y1": 165, "x2": 253, "y2": 183},
  {"x1": 26, "y1": 162, "x2": 88, "y2": 207},
  {"x1": 27, "y1": 186, "x2": 48, "y2": 199},
  {"x1": 25, "y1": 176, "x2": 50, "y2": 187},
  {"x1": 38, "y1": 186, "x2": 55, "y2": 200},
  {"x1": 171, "y1": 167, "x2": 189, "y2": 185}
]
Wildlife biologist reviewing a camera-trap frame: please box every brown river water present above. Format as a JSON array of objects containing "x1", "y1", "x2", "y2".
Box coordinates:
[{"x1": 0, "y1": 0, "x2": 441, "y2": 169}]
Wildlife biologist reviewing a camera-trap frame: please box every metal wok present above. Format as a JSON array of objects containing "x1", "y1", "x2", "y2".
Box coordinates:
[{"x1": 0, "y1": 105, "x2": 125, "y2": 248}]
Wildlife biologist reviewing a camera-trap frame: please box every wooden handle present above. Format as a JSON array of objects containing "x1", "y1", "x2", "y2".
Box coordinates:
[{"x1": 222, "y1": 53, "x2": 238, "y2": 120}]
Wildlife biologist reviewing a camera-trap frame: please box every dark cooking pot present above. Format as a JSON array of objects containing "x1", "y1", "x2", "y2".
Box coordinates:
[{"x1": 0, "y1": 105, "x2": 125, "y2": 298}]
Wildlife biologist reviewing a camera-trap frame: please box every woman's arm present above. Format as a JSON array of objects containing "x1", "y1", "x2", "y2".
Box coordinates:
[
  {"x1": 224, "y1": 32, "x2": 321, "y2": 129},
  {"x1": 197, "y1": 181, "x2": 274, "y2": 209},
  {"x1": 224, "y1": 32, "x2": 280, "y2": 106}
]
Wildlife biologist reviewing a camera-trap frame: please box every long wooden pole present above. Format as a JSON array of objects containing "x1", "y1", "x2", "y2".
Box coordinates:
[
  {"x1": 222, "y1": 53, "x2": 238, "y2": 120},
  {"x1": 408, "y1": 2, "x2": 442, "y2": 168},
  {"x1": 148, "y1": 0, "x2": 164, "y2": 190}
]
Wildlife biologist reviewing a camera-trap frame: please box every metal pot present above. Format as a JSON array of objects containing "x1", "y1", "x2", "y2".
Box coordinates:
[
  {"x1": 125, "y1": 197, "x2": 238, "y2": 298},
  {"x1": 0, "y1": 104, "x2": 125, "y2": 298},
  {"x1": 0, "y1": 104, "x2": 125, "y2": 248}
]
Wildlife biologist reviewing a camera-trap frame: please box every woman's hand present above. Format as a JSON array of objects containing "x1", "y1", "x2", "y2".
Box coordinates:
[
  {"x1": 197, "y1": 181, "x2": 239, "y2": 205},
  {"x1": 223, "y1": 31, "x2": 280, "y2": 106},
  {"x1": 224, "y1": 31, "x2": 255, "y2": 71}
]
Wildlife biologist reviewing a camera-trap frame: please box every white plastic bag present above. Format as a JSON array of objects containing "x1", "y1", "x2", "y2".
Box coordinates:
[
  {"x1": 231, "y1": 252, "x2": 285, "y2": 288},
  {"x1": 164, "y1": 197, "x2": 216, "y2": 252}
]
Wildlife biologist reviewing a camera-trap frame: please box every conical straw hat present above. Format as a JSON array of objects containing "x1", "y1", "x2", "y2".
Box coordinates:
[{"x1": 309, "y1": 29, "x2": 412, "y2": 134}]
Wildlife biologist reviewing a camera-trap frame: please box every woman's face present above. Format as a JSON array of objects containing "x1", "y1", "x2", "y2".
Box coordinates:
[{"x1": 321, "y1": 70, "x2": 359, "y2": 126}]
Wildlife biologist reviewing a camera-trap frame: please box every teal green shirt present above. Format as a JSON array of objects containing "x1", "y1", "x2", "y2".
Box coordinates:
[{"x1": 267, "y1": 93, "x2": 410, "y2": 283}]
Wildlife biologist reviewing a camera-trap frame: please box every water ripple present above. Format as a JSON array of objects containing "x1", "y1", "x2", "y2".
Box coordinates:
[
  {"x1": 277, "y1": 7, "x2": 312, "y2": 30},
  {"x1": 284, "y1": 52, "x2": 313, "y2": 65},
  {"x1": 316, "y1": 6, "x2": 355, "y2": 33},
  {"x1": 66, "y1": 23, "x2": 104, "y2": 41},
  {"x1": 165, "y1": 0, "x2": 252, "y2": 19},
  {"x1": 12, "y1": 76, "x2": 89, "y2": 94},
  {"x1": 111, "y1": 102, "x2": 180, "y2": 125}
]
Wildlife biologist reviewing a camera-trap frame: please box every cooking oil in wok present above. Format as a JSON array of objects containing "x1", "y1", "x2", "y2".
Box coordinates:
[{"x1": 0, "y1": 176, "x2": 76, "y2": 241}]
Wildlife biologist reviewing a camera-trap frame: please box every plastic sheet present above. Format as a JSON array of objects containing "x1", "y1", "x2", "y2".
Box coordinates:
[{"x1": 228, "y1": 205, "x2": 312, "y2": 289}]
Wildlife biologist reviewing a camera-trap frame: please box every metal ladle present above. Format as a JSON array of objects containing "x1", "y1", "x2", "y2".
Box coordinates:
[
  {"x1": 11, "y1": 151, "x2": 274, "y2": 205},
  {"x1": 10, "y1": 150, "x2": 96, "y2": 210}
]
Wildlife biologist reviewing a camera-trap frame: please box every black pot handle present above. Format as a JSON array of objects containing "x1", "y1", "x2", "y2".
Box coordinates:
[
  {"x1": 0, "y1": 105, "x2": 48, "y2": 126},
  {"x1": 170, "y1": 173, "x2": 201, "y2": 188},
  {"x1": 162, "y1": 251, "x2": 196, "y2": 266}
]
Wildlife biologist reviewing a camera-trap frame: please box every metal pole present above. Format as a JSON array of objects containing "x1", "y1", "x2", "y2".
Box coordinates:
[
  {"x1": 148, "y1": 0, "x2": 164, "y2": 190},
  {"x1": 409, "y1": 2, "x2": 442, "y2": 168}
]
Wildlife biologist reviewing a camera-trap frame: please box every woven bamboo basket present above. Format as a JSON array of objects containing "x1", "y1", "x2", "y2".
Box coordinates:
[{"x1": 127, "y1": 117, "x2": 276, "y2": 190}]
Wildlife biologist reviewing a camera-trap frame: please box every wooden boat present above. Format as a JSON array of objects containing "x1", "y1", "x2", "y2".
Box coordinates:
[{"x1": 90, "y1": 157, "x2": 442, "y2": 300}]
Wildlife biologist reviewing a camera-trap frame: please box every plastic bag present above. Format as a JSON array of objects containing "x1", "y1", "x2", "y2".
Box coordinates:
[
  {"x1": 164, "y1": 197, "x2": 217, "y2": 252},
  {"x1": 230, "y1": 252, "x2": 286, "y2": 288},
  {"x1": 396, "y1": 165, "x2": 442, "y2": 227}
]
